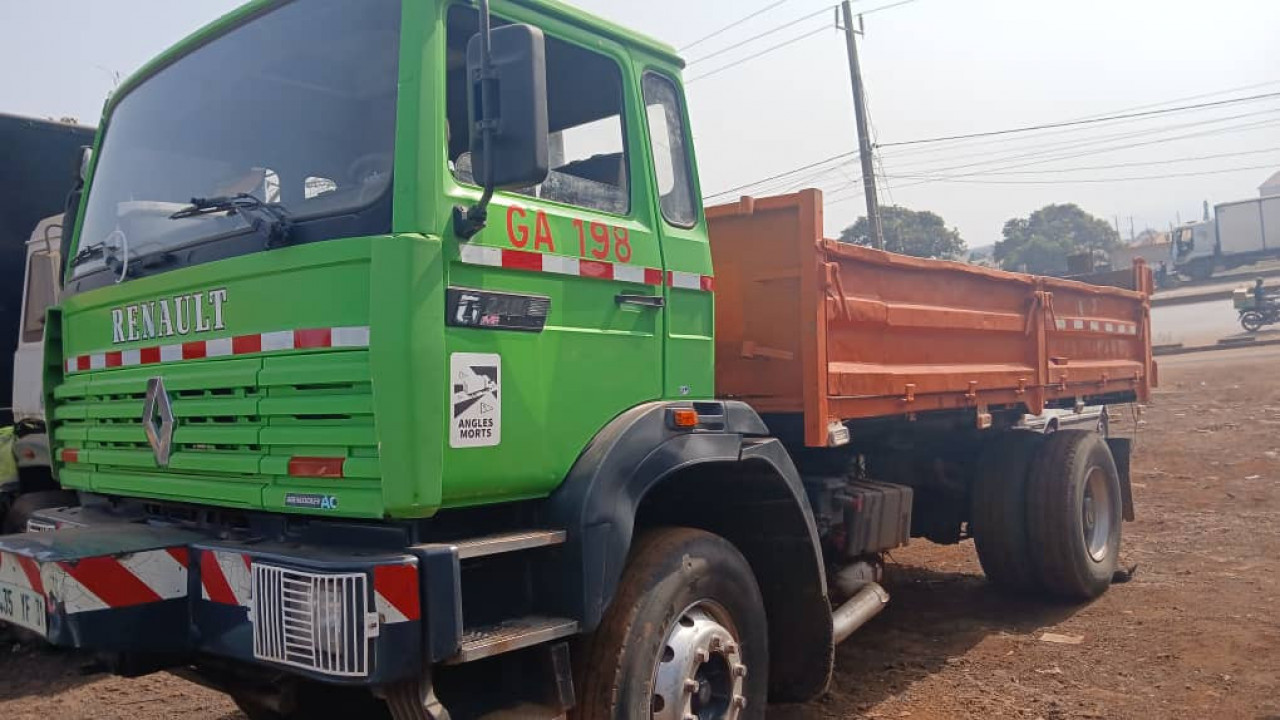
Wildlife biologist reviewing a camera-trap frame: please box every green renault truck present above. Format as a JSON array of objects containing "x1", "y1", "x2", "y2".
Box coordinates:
[{"x1": 0, "y1": 0, "x2": 1154, "y2": 718}]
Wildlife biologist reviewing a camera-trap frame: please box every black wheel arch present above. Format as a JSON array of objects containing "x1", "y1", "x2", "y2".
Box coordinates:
[{"x1": 544, "y1": 400, "x2": 834, "y2": 702}]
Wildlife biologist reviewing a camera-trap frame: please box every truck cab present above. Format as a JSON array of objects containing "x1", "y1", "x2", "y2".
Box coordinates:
[{"x1": 1171, "y1": 219, "x2": 1217, "y2": 280}]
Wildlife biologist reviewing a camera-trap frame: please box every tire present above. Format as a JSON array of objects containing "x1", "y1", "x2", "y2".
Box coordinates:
[
  {"x1": 970, "y1": 431, "x2": 1045, "y2": 593},
  {"x1": 1241, "y1": 311, "x2": 1266, "y2": 333},
  {"x1": 1026, "y1": 430, "x2": 1123, "y2": 601},
  {"x1": 2, "y1": 490, "x2": 77, "y2": 534},
  {"x1": 574, "y1": 528, "x2": 767, "y2": 720},
  {"x1": 1185, "y1": 260, "x2": 1214, "y2": 282}
]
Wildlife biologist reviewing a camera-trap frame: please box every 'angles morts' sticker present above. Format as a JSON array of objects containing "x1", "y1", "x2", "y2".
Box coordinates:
[{"x1": 450, "y1": 353, "x2": 500, "y2": 448}]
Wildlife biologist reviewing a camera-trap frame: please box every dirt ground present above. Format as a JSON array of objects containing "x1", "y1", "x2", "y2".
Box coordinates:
[{"x1": 2, "y1": 345, "x2": 1279, "y2": 719}]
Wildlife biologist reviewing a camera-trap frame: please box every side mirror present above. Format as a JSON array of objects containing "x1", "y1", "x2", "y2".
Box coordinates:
[
  {"x1": 60, "y1": 145, "x2": 92, "y2": 277},
  {"x1": 79, "y1": 146, "x2": 93, "y2": 182},
  {"x1": 466, "y1": 24, "x2": 549, "y2": 190}
]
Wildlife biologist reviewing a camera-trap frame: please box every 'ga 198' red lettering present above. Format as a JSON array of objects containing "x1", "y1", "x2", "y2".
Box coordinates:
[{"x1": 505, "y1": 205, "x2": 631, "y2": 264}]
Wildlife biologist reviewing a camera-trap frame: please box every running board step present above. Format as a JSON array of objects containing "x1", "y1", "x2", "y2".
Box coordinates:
[
  {"x1": 451, "y1": 529, "x2": 567, "y2": 560},
  {"x1": 448, "y1": 616, "x2": 579, "y2": 664}
]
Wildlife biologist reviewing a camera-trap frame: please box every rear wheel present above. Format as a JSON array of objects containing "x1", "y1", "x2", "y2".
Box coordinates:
[
  {"x1": 1241, "y1": 310, "x2": 1266, "y2": 333},
  {"x1": 1026, "y1": 430, "x2": 1123, "y2": 600},
  {"x1": 574, "y1": 528, "x2": 767, "y2": 720},
  {"x1": 970, "y1": 432, "x2": 1045, "y2": 593}
]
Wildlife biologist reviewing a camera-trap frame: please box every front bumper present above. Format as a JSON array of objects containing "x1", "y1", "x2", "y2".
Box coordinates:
[{"x1": 0, "y1": 521, "x2": 425, "y2": 685}]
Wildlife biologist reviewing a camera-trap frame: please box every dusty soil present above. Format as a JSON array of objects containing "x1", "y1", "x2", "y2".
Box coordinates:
[{"x1": 2, "y1": 345, "x2": 1279, "y2": 719}]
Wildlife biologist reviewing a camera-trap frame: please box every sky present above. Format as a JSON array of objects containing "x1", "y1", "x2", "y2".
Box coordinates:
[{"x1": 3, "y1": 0, "x2": 1279, "y2": 249}]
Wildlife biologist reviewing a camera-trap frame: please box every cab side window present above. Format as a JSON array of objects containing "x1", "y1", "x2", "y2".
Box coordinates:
[
  {"x1": 642, "y1": 72, "x2": 697, "y2": 227},
  {"x1": 446, "y1": 7, "x2": 629, "y2": 215}
]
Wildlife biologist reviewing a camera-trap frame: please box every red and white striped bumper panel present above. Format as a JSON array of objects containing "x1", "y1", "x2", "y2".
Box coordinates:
[
  {"x1": 0, "y1": 548, "x2": 189, "y2": 615},
  {"x1": 199, "y1": 550, "x2": 420, "y2": 625},
  {"x1": 64, "y1": 325, "x2": 370, "y2": 375},
  {"x1": 459, "y1": 245, "x2": 714, "y2": 293},
  {"x1": 1, "y1": 547, "x2": 419, "y2": 625}
]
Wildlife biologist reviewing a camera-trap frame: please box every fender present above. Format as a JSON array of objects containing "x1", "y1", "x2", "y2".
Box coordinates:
[{"x1": 544, "y1": 400, "x2": 834, "y2": 701}]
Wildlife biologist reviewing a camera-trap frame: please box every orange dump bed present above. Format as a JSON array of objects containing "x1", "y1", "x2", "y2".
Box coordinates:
[{"x1": 708, "y1": 190, "x2": 1155, "y2": 448}]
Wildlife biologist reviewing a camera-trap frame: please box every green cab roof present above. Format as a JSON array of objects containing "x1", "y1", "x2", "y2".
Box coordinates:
[
  {"x1": 507, "y1": 0, "x2": 683, "y2": 66},
  {"x1": 107, "y1": 0, "x2": 682, "y2": 119}
]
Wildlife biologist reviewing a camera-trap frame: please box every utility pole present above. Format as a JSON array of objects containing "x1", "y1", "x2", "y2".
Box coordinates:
[
  {"x1": 1128, "y1": 216, "x2": 1135, "y2": 243},
  {"x1": 841, "y1": 0, "x2": 884, "y2": 250}
]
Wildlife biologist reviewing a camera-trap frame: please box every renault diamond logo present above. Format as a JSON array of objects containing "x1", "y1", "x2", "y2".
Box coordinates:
[{"x1": 142, "y1": 377, "x2": 175, "y2": 466}]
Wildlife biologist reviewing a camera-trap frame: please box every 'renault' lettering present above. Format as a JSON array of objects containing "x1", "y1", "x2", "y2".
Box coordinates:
[{"x1": 110, "y1": 288, "x2": 229, "y2": 345}]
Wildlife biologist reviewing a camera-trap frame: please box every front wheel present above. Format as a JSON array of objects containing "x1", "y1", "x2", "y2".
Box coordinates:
[
  {"x1": 1241, "y1": 311, "x2": 1266, "y2": 333},
  {"x1": 574, "y1": 528, "x2": 767, "y2": 720}
]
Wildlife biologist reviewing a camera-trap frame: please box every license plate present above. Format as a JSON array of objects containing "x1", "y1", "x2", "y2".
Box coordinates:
[{"x1": 0, "y1": 580, "x2": 47, "y2": 636}]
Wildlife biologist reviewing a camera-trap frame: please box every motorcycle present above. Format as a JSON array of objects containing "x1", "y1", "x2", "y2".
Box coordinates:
[{"x1": 1239, "y1": 303, "x2": 1280, "y2": 333}]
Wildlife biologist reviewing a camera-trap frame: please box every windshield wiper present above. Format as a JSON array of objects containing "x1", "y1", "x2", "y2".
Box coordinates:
[
  {"x1": 69, "y1": 243, "x2": 106, "y2": 268},
  {"x1": 170, "y1": 193, "x2": 293, "y2": 248}
]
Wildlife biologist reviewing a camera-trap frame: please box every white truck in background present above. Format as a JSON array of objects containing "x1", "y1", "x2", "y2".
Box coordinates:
[
  {"x1": 1172, "y1": 195, "x2": 1280, "y2": 281},
  {"x1": 5, "y1": 215, "x2": 76, "y2": 532}
]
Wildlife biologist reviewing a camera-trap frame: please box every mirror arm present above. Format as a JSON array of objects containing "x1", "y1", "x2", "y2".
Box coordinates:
[{"x1": 454, "y1": 0, "x2": 498, "y2": 241}]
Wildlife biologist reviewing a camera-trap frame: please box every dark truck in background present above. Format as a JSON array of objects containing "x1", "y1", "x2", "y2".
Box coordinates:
[
  {"x1": 1, "y1": 113, "x2": 95, "y2": 424},
  {"x1": 0, "y1": 114, "x2": 96, "y2": 526}
]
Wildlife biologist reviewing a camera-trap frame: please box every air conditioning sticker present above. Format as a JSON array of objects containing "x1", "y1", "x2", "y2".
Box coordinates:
[{"x1": 450, "y1": 353, "x2": 501, "y2": 448}]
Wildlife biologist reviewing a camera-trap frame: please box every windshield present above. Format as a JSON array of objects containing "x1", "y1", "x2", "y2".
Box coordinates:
[{"x1": 71, "y1": 0, "x2": 401, "y2": 287}]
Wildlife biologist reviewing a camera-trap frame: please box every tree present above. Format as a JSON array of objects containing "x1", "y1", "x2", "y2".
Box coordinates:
[
  {"x1": 995, "y1": 204, "x2": 1121, "y2": 275},
  {"x1": 840, "y1": 205, "x2": 966, "y2": 259}
]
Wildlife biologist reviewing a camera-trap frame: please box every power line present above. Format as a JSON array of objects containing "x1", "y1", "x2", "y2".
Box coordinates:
[
  {"x1": 687, "y1": 5, "x2": 836, "y2": 66},
  {"x1": 875, "y1": 91, "x2": 1280, "y2": 148},
  {"x1": 897, "y1": 146, "x2": 1280, "y2": 176},
  {"x1": 883, "y1": 115, "x2": 1280, "y2": 187},
  {"x1": 880, "y1": 78, "x2": 1280, "y2": 161},
  {"x1": 881, "y1": 162, "x2": 1280, "y2": 186},
  {"x1": 880, "y1": 95, "x2": 1280, "y2": 163},
  {"x1": 858, "y1": 0, "x2": 922, "y2": 15},
  {"x1": 687, "y1": 25, "x2": 833, "y2": 85},
  {"x1": 703, "y1": 150, "x2": 856, "y2": 200},
  {"x1": 704, "y1": 105, "x2": 1280, "y2": 200},
  {"x1": 1071, "y1": 78, "x2": 1280, "y2": 121},
  {"x1": 823, "y1": 117, "x2": 1280, "y2": 202},
  {"x1": 878, "y1": 108, "x2": 1280, "y2": 181},
  {"x1": 679, "y1": 0, "x2": 797, "y2": 51}
]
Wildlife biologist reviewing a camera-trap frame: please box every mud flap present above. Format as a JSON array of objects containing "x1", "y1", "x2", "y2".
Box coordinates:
[
  {"x1": 0, "y1": 524, "x2": 204, "y2": 650},
  {"x1": 1106, "y1": 437, "x2": 1135, "y2": 522}
]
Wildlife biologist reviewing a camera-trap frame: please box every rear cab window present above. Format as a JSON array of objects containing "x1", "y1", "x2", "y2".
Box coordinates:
[{"x1": 642, "y1": 72, "x2": 697, "y2": 228}]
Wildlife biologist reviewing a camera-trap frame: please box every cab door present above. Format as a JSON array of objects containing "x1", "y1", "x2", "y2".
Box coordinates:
[
  {"x1": 639, "y1": 70, "x2": 715, "y2": 400},
  {"x1": 439, "y1": 5, "x2": 664, "y2": 506}
]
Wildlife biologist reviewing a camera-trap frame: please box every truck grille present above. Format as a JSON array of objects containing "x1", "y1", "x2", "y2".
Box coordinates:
[
  {"x1": 251, "y1": 563, "x2": 374, "y2": 677},
  {"x1": 51, "y1": 351, "x2": 380, "y2": 501}
]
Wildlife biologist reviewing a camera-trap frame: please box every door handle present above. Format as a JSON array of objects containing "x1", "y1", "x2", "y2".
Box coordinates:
[{"x1": 616, "y1": 293, "x2": 665, "y2": 309}]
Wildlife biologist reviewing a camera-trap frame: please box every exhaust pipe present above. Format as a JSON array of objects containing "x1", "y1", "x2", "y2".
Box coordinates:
[{"x1": 831, "y1": 581, "x2": 890, "y2": 644}]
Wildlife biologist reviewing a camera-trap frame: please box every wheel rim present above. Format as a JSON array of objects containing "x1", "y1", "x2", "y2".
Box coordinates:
[
  {"x1": 651, "y1": 602, "x2": 746, "y2": 720},
  {"x1": 1081, "y1": 466, "x2": 1115, "y2": 563}
]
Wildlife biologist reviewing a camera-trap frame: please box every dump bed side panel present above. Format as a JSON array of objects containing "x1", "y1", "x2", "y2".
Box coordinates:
[
  {"x1": 708, "y1": 190, "x2": 1153, "y2": 448},
  {"x1": 821, "y1": 239, "x2": 1046, "y2": 423},
  {"x1": 708, "y1": 194, "x2": 827, "y2": 440},
  {"x1": 1042, "y1": 269, "x2": 1153, "y2": 403}
]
